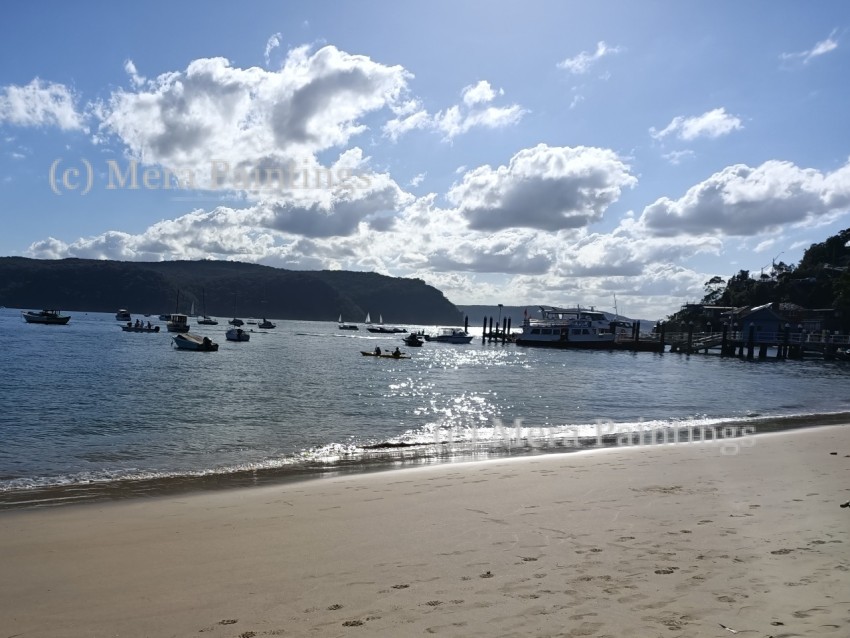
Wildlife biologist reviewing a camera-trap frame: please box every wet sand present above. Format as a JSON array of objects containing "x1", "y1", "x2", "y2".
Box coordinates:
[{"x1": 1, "y1": 425, "x2": 849, "y2": 637}]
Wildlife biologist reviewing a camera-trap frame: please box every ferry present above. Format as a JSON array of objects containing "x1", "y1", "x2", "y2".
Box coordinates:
[{"x1": 515, "y1": 305, "x2": 635, "y2": 349}]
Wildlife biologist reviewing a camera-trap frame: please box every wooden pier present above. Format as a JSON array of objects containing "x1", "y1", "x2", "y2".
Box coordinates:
[{"x1": 667, "y1": 325, "x2": 850, "y2": 360}]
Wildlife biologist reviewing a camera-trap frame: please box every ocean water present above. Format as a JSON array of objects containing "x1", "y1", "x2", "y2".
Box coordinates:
[{"x1": 1, "y1": 307, "x2": 849, "y2": 508}]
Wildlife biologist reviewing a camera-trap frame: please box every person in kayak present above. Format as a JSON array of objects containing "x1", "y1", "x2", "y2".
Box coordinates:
[
  {"x1": 392, "y1": 347, "x2": 401, "y2": 358},
  {"x1": 374, "y1": 346, "x2": 382, "y2": 356}
]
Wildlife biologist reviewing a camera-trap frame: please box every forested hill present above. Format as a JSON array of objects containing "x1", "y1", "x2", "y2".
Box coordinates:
[{"x1": 0, "y1": 258, "x2": 464, "y2": 324}]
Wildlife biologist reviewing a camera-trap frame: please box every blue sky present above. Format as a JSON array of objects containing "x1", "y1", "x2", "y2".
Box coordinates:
[{"x1": 1, "y1": 1, "x2": 848, "y2": 318}]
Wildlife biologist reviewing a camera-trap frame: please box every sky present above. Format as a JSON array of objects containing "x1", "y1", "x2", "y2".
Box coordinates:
[{"x1": 1, "y1": 1, "x2": 849, "y2": 320}]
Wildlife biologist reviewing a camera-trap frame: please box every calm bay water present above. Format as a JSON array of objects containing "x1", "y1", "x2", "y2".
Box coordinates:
[{"x1": 1, "y1": 307, "x2": 849, "y2": 507}]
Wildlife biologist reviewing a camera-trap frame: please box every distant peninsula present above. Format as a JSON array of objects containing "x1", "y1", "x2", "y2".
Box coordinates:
[{"x1": 0, "y1": 258, "x2": 464, "y2": 324}]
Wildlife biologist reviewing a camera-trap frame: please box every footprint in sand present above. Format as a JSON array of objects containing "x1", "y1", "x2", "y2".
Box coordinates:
[
  {"x1": 771, "y1": 548, "x2": 794, "y2": 555},
  {"x1": 327, "y1": 604, "x2": 344, "y2": 610},
  {"x1": 425, "y1": 601, "x2": 443, "y2": 607},
  {"x1": 219, "y1": 620, "x2": 238, "y2": 625},
  {"x1": 342, "y1": 619, "x2": 364, "y2": 626},
  {"x1": 391, "y1": 584, "x2": 409, "y2": 589},
  {"x1": 654, "y1": 568, "x2": 678, "y2": 575}
]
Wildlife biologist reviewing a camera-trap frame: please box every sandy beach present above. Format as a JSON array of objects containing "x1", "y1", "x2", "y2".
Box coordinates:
[{"x1": 2, "y1": 426, "x2": 849, "y2": 637}]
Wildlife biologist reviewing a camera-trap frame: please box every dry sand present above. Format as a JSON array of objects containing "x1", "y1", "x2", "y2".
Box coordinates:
[{"x1": 1, "y1": 426, "x2": 849, "y2": 637}]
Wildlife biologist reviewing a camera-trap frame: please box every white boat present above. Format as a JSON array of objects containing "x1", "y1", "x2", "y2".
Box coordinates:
[
  {"x1": 115, "y1": 309, "x2": 131, "y2": 321},
  {"x1": 338, "y1": 314, "x2": 358, "y2": 330},
  {"x1": 172, "y1": 333, "x2": 219, "y2": 351},
  {"x1": 515, "y1": 305, "x2": 633, "y2": 349},
  {"x1": 22, "y1": 309, "x2": 70, "y2": 325},
  {"x1": 226, "y1": 327, "x2": 250, "y2": 342},
  {"x1": 166, "y1": 314, "x2": 190, "y2": 333},
  {"x1": 431, "y1": 327, "x2": 473, "y2": 344}
]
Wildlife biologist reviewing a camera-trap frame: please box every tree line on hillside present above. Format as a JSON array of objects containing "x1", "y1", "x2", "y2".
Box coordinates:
[
  {"x1": 0, "y1": 258, "x2": 463, "y2": 324},
  {"x1": 667, "y1": 228, "x2": 850, "y2": 330}
]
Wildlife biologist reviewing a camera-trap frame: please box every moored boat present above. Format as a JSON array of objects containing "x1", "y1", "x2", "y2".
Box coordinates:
[
  {"x1": 403, "y1": 333, "x2": 424, "y2": 347},
  {"x1": 515, "y1": 305, "x2": 651, "y2": 350},
  {"x1": 115, "y1": 309, "x2": 131, "y2": 321},
  {"x1": 197, "y1": 288, "x2": 218, "y2": 325},
  {"x1": 21, "y1": 309, "x2": 70, "y2": 325},
  {"x1": 166, "y1": 314, "x2": 190, "y2": 333},
  {"x1": 226, "y1": 327, "x2": 250, "y2": 342},
  {"x1": 172, "y1": 333, "x2": 219, "y2": 351},
  {"x1": 431, "y1": 327, "x2": 473, "y2": 344},
  {"x1": 338, "y1": 314, "x2": 359, "y2": 330},
  {"x1": 366, "y1": 314, "x2": 406, "y2": 333},
  {"x1": 258, "y1": 318, "x2": 276, "y2": 329}
]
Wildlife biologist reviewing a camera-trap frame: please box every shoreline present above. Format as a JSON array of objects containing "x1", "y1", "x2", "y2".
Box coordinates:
[
  {"x1": 1, "y1": 424, "x2": 849, "y2": 636},
  {"x1": 3, "y1": 410, "x2": 850, "y2": 511}
]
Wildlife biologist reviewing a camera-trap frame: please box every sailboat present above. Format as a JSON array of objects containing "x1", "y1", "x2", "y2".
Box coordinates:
[
  {"x1": 366, "y1": 312, "x2": 406, "y2": 333},
  {"x1": 338, "y1": 313, "x2": 358, "y2": 331},
  {"x1": 229, "y1": 292, "x2": 244, "y2": 326},
  {"x1": 197, "y1": 288, "x2": 218, "y2": 325}
]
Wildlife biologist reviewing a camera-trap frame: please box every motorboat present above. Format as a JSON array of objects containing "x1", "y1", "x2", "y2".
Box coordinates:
[
  {"x1": 258, "y1": 318, "x2": 276, "y2": 329},
  {"x1": 515, "y1": 305, "x2": 633, "y2": 349},
  {"x1": 431, "y1": 328, "x2": 473, "y2": 344},
  {"x1": 403, "y1": 333, "x2": 424, "y2": 347},
  {"x1": 21, "y1": 309, "x2": 70, "y2": 325},
  {"x1": 172, "y1": 333, "x2": 219, "y2": 351},
  {"x1": 166, "y1": 314, "x2": 190, "y2": 333},
  {"x1": 228, "y1": 317, "x2": 244, "y2": 326},
  {"x1": 115, "y1": 309, "x2": 131, "y2": 321},
  {"x1": 226, "y1": 327, "x2": 250, "y2": 342}
]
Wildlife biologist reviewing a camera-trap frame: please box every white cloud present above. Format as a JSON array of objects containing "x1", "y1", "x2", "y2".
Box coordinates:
[
  {"x1": 0, "y1": 78, "x2": 84, "y2": 130},
  {"x1": 96, "y1": 46, "x2": 412, "y2": 188},
  {"x1": 557, "y1": 41, "x2": 622, "y2": 74},
  {"x1": 641, "y1": 159, "x2": 850, "y2": 237},
  {"x1": 781, "y1": 30, "x2": 839, "y2": 65},
  {"x1": 433, "y1": 104, "x2": 526, "y2": 140},
  {"x1": 383, "y1": 80, "x2": 525, "y2": 142},
  {"x1": 264, "y1": 32, "x2": 282, "y2": 66},
  {"x1": 650, "y1": 107, "x2": 743, "y2": 141},
  {"x1": 408, "y1": 172, "x2": 426, "y2": 187},
  {"x1": 448, "y1": 144, "x2": 636, "y2": 231},
  {"x1": 461, "y1": 80, "x2": 501, "y2": 106},
  {"x1": 123, "y1": 60, "x2": 146, "y2": 88},
  {"x1": 662, "y1": 149, "x2": 695, "y2": 165}
]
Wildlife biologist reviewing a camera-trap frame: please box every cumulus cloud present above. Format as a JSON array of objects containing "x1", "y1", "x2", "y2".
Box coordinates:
[
  {"x1": 650, "y1": 107, "x2": 743, "y2": 141},
  {"x1": 640, "y1": 159, "x2": 850, "y2": 237},
  {"x1": 95, "y1": 46, "x2": 411, "y2": 186},
  {"x1": 461, "y1": 80, "x2": 501, "y2": 106},
  {"x1": 0, "y1": 78, "x2": 85, "y2": 130},
  {"x1": 781, "y1": 30, "x2": 839, "y2": 65},
  {"x1": 383, "y1": 80, "x2": 525, "y2": 142},
  {"x1": 448, "y1": 144, "x2": 636, "y2": 231},
  {"x1": 557, "y1": 41, "x2": 622, "y2": 74}
]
